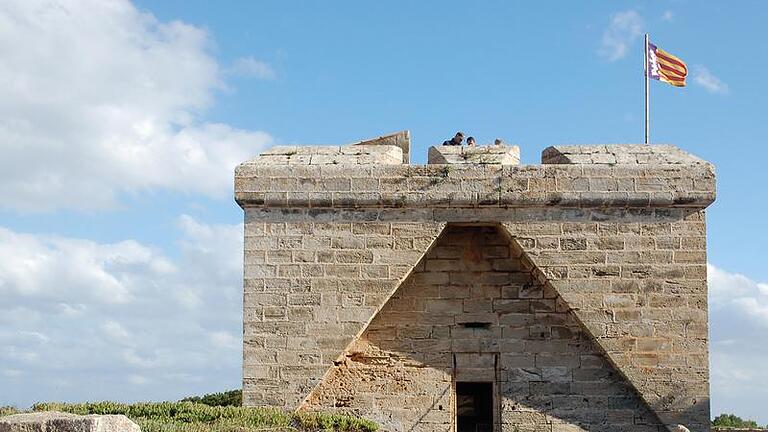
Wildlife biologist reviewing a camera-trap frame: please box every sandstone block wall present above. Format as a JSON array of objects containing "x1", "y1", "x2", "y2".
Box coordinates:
[
  {"x1": 306, "y1": 225, "x2": 665, "y2": 431},
  {"x1": 235, "y1": 133, "x2": 716, "y2": 432},
  {"x1": 428, "y1": 145, "x2": 521, "y2": 165},
  {"x1": 241, "y1": 216, "x2": 444, "y2": 408},
  {"x1": 256, "y1": 144, "x2": 403, "y2": 166}
]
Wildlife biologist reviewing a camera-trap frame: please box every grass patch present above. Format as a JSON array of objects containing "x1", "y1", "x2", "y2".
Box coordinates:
[{"x1": 17, "y1": 402, "x2": 377, "y2": 432}]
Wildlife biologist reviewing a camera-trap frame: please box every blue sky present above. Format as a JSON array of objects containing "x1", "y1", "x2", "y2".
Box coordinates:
[{"x1": 1, "y1": 0, "x2": 767, "y2": 424}]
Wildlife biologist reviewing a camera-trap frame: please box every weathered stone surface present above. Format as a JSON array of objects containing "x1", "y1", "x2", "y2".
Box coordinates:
[
  {"x1": 253, "y1": 144, "x2": 403, "y2": 166},
  {"x1": 350, "y1": 130, "x2": 411, "y2": 163},
  {"x1": 502, "y1": 210, "x2": 710, "y2": 432},
  {"x1": 236, "y1": 140, "x2": 715, "y2": 432},
  {"x1": 0, "y1": 411, "x2": 140, "y2": 432},
  {"x1": 304, "y1": 226, "x2": 665, "y2": 431},
  {"x1": 241, "y1": 212, "x2": 445, "y2": 408},
  {"x1": 235, "y1": 163, "x2": 716, "y2": 209},
  {"x1": 428, "y1": 144, "x2": 520, "y2": 165},
  {"x1": 542, "y1": 144, "x2": 711, "y2": 166}
]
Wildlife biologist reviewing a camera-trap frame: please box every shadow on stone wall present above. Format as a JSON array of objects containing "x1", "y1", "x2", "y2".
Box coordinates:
[{"x1": 304, "y1": 225, "x2": 669, "y2": 432}]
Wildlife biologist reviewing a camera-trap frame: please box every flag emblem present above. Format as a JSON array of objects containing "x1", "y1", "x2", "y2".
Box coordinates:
[{"x1": 647, "y1": 42, "x2": 688, "y2": 87}]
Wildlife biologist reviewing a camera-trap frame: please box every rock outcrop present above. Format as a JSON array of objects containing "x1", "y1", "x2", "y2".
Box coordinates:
[{"x1": 0, "y1": 411, "x2": 140, "y2": 432}]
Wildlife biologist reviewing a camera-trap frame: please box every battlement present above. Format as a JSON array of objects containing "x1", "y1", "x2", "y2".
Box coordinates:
[
  {"x1": 235, "y1": 131, "x2": 716, "y2": 432},
  {"x1": 235, "y1": 131, "x2": 715, "y2": 211},
  {"x1": 240, "y1": 130, "x2": 712, "y2": 167},
  {"x1": 542, "y1": 144, "x2": 711, "y2": 165}
]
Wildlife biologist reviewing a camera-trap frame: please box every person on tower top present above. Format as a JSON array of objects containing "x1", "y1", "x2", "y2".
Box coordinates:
[{"x1": 442, "y1": 131, "x2": 464, "y2": 146}]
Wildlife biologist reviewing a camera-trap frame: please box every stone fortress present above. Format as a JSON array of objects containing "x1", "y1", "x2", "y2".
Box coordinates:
[{"x1": 234, "y1": 131, "x2": 716, "y2": 432}]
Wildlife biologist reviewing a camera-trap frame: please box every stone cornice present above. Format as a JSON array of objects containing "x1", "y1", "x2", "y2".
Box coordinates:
[{"x1": 235, "y1": 163, "x2": 716, "y2": 210}]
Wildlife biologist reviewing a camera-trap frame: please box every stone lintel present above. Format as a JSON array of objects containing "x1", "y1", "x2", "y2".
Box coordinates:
[{"x1": 427, "y1": 144, "x2": 520, "y2": 165}]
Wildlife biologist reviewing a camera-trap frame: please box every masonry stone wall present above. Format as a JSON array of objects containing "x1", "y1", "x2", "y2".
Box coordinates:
[
  {"x1": 236, "y1": 134, "x2": 716, "y2": 432},
  {"x1": 306, "y1": 225, "x2": 665, "y2": 431},
  {"x1": 428, "y1": 145, "x2": 521, "y2": 165},
  {"x1": 242, "y1": 217, "x2": 444, "y2": 408}
]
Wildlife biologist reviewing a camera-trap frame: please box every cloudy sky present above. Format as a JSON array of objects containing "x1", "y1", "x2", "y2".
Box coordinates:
[{"x1": 1, "y1": 0, "x2": 766, "y2": 423}]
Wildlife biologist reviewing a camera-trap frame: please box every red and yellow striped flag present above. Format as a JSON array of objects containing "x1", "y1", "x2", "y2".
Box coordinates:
[{"x1": 647, "y1": 42, "x2": 688, "y2": 87}]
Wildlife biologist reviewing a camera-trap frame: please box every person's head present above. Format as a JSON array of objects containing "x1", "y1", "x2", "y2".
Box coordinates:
[
  {"x1": 467, "y1": 136, "x2": 476, "y2": 146},
  {"x1": 454, "y1": 132, "x2": 464, "y2": 143},
  {"x1": 494, "y1": 138, "x2": 503, "y2": 145}
]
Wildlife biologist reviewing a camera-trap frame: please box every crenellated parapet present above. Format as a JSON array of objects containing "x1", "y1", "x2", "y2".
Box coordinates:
[{"x1": 236, "y1": 134, "x2": 715, "y2": 211}]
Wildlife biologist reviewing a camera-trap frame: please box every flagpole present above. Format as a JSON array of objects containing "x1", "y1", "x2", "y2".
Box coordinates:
[{"x1": 644, "y1": 33, "x2": 650, "y2": 144}]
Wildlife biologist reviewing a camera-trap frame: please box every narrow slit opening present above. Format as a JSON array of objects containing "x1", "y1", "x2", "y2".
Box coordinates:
[{"x1": 460, "y1": 322, "x2": 491, "y2": 329}]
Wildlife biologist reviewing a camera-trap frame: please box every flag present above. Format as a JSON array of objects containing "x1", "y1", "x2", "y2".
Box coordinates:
[{"x1": 647, "y1": 42, "x2": 688, "y2": 87}]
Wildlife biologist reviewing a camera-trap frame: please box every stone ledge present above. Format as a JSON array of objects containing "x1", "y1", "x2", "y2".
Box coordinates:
[
  {"x1": 254, "y1": 144, "x2": 403, "y2": 165},
  {"x1": 428, "y1": 145, "x2": 520, "y2": 165},
  {"x1": 235, "y1": 163, "x2": 716, "y2": 209},
  {"x1": 350, "y1": 130, "x2": 410, "y2": 163},
  {"x1": 542, "y1": 144, "x2": 710, "y2": 165},
  {"x1": 243, "y1": 207, "x2": 700, "y2": 223}
]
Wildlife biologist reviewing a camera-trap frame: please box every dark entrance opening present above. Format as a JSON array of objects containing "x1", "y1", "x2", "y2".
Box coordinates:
[{"x1": 456, "y1": 382, "x2": 494, "y2": 432}]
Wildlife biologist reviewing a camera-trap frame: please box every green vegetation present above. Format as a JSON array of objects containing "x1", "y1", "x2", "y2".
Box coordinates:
[
  {"x1": 713, "y1": 413, "x2": 762, "y2": 428},
  {"x1": 0, "y1": 401, "x2": 377, "y2": 432},
  {"x1": 7, "y1": 401, "x2": 768, "y2": 431},
  {"x1": 180, "y1": 390, "x2": 242, "y2": 407},
  {"x1": 0, "y1": 406, "x2": 18, "y2": 417}
]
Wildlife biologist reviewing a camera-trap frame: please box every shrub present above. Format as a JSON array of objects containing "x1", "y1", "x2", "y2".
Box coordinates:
[
  {"x1": 712, "y1": 413, "x2": 760, "y2": 428},
  {"x1": 0, "y1": 406, "x2": 18, "y2": 417},
  {"x1": 180, "y1": 390, "x2": 242, "y2": 407}
]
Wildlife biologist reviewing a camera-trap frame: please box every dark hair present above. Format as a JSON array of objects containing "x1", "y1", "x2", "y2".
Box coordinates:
[
  {"x1": 456, "y1": 131, "x2": 464, "y2": 137},
  {"x1": 467, "y1": 136, "x2": 475, "y2": 142}
]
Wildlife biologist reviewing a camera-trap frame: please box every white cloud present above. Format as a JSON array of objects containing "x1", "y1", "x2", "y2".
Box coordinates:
[
  {"x1": 708, "y1": 263, "x2": 756, "y2": 305},
  {"x1": 3, "y1": 370, "x2": 22, "y2": 378},
  {"x1": 0, "y1": 0, "x2": 272, "y2": 212},
  {"x1": 708, "y1": 264, "x2": 768, "y2": 320},
  {"x1": 122, "y1": 348, "x2": 163, "y2": 369},
  {"x1": 0, "y1": 227, "x2": 172, "y2": 304},
  {"x1": 209, "y1": 331, "x2": 240, "y2": 350},
  {"x1": 102, "y1": 321, "x2": 133, "y2": 345},
  {"x1": 661, "y1": 10, "x2": 674, "y2": 22},
  {"x1": 0, "y1": 216, "x2": 244, "y2": 406},
  {"x1": 693, "y1": 66, "x2": 729, "y2": 94},
  {"x1": 708, "y1": 264, "x2": 768, "y2": 423},
  {"x1": 57, "y1": 303, "x2": 87, "y2": 318},
  {"x1": 599, "y1": 10, "x2": 644, "y2": 61},
  {"x1": 733, "y1": 297, "x2": 768, "y2": 323},
  {"x1": 128, "y1": 375, "x2": 148, "y2": 385},
  {"x1": 759, "y1": 283, "x2": 768, "y2": 296},
  {"x1": 228, "y1": 56, "x2": 276, "y2": 80}
]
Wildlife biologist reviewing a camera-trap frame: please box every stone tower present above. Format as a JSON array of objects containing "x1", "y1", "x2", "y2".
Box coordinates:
[{"x1": 235, "y1": 131, "x2": 715, "y2": 432}]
